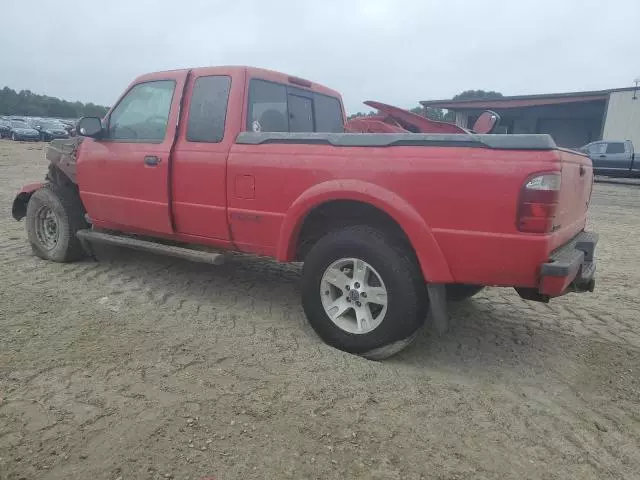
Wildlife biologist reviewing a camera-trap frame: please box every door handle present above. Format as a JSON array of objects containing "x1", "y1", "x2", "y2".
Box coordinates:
[
  {"x1": 144, "y1": 155, "x2": 161, "y2": 166},
  {"x1": 598, "y1": 155, "x2": 606, "y2": 158}
]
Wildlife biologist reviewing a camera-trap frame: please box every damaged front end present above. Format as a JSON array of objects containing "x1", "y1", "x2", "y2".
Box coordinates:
[
  {"x1": 12, "y1": 137, "x2": 84, "y2": 221},
  {"x1": 45, "y1": 136, "x2": 84, "y2": 184}
]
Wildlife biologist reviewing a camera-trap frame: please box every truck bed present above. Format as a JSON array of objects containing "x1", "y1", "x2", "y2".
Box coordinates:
[{"x1": 230, "y1": 131, "x2": 593, "y2": 290}]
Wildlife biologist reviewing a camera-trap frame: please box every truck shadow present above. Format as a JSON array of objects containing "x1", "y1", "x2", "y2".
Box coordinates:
[
  {"x1": 594, "y1": 176, "x2": 640, "y2": 187},
  {"x1": 94, "y1": 246, "x2": 601, "y2": 370},
  {"x1": 398, "y1": 301, "x2": 583, "y2": 371}
]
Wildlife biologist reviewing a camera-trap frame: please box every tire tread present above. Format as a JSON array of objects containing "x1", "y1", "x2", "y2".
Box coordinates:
[{"x1": 26, "y1": 184, "x2": 87, "y2": 262}]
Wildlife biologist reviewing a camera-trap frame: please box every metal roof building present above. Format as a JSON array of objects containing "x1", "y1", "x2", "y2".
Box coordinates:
[{"x1": 421, "y1": 86, "x2": 640, "y2": 149}]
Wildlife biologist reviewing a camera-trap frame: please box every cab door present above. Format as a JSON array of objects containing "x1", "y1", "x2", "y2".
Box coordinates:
[
  {"x1": 602, "y1": 141, "x2": 633, "y2": 171},
  {"x1": 78, "y1": 72, "x2": 187, "y2": 234},
  {"x1": 171, "y1": 69, "x2": 240, "y2": 240},
  {"x1": 587, "y1": 142, "x2": 610, "y2": 174}
]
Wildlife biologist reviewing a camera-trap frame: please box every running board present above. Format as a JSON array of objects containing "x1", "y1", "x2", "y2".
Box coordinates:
[{"x1": 76, "y1": 230, "x2": 225, "y2": 265}]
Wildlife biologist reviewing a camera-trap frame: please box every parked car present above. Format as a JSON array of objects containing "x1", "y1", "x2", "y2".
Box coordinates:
[
  {"x1": 0, "y1": 119, "x2": 11, "y2": 138},
  {"x1": 52, "y1": 119, "x2": 77, "y2": 136},
  {"x1": 8, "y1": 120, "x2": 40, "y2": 141},
  {"x1": 580, "y1": 140, "x2": 637, "y2": 177},
  {"x1": 25, "y1": 117, "x2": 43, "y2": 127},
  {"x1": 11, "y1": 66, "x2": 598, "y2": 359},
  {"x1": 34, "y1": 120, "x2": 70, "y2": 141}
]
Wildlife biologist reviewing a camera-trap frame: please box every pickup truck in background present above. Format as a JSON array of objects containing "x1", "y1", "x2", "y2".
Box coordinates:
[
  {"x1": 580, "y1": 140, "x2": 637, "y2": 178},
  {"x1": 11, "y1": 66, "x2": 598, "y2": 359}
]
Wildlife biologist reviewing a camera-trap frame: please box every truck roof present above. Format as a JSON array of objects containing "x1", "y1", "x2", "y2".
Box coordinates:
[{"x1": 137, "y1": 65, "x2": 342, "y2": 99}]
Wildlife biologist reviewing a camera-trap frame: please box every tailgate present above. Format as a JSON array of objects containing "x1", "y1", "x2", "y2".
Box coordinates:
[{"x1": 552, "y1": 149, "x2": 593, "y2": 248}]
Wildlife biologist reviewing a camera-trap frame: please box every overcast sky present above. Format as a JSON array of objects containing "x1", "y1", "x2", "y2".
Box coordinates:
[{"x1": 1, "y1": 0, "x2": 638, "y2": 113}]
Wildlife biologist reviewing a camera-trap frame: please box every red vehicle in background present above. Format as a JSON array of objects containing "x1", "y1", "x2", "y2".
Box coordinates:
[{"x1": 12, "y1": 66, "x2": 597, "y2": 359}]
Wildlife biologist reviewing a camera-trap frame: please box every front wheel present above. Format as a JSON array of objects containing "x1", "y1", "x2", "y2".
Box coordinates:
[
  {"x1": 26, "y1": 185, "x2": 87, "y2": 262},
  {"x1": 301, "y1": 226, "x2": 427, "y2": 360}
]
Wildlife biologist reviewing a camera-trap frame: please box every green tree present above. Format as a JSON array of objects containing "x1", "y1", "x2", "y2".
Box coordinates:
[
  {"x1": 0, "y1": 86, "x2": 109, "y2": 118},
  {"x1": 409, "y1": 105, "x2": 454, "y2": 122},
  {"x1": 347, "y1": 111, "x2": 377, "y2": 120},
  {"x1": 452, "y1": 90, "x2": 503, "y2": 101}
]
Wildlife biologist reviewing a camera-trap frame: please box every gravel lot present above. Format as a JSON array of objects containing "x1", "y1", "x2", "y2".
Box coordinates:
[{"x1": 1, "y1": 140, "x2": 639, "y2": 480}]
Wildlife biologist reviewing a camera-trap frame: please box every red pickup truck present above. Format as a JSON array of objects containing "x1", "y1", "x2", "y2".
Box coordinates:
[{"x1": 12, "y1": 66, "x2": 597, "y2": 359}]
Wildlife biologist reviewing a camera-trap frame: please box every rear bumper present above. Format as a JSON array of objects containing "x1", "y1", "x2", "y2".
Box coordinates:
[{"x1": 539, "y1": 231, "x2": 598, "y2": 296}]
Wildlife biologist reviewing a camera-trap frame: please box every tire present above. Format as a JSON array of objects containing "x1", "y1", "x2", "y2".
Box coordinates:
[
  {"x1": 446, "y1": 284, "x2": 484, "y2": 301},
  {"x1": 26, "y1": 184, "x2": 87, "y2": 262},
  {"x1": 301, "y1": 225, "x2": 427, "y2": 359},
  {"x1": 11, "y1": 133, "x2": 17, "y2": 141}
]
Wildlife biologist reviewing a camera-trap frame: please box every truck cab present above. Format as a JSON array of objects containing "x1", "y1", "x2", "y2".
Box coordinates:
[
  {"x1": 581, "y1": 139, "x2": 636, "y2": 177},
  {"x1": 74, "y1": 67, "x2": 345, "y2": 248}
]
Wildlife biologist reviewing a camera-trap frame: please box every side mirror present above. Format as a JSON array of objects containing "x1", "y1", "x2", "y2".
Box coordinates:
[
  {"x1": 472, "y1": 110, "x2": 500, "y2": 134},
  {"x1": 77, "y1": 117, "x2": 103, "y2": 138}
]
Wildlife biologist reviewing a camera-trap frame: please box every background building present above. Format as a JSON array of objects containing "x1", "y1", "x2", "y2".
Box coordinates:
[{"x1": 421, "y1": 87, "x2": 640, "y2": 148}]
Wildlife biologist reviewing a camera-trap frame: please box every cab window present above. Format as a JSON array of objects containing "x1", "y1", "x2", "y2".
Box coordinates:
[
  {"x1": 247, "y1": 79, "x2": 343, "y2": 133},
  {"x1": 587, "y1": 143, "x2": 606, "y2": 155},
  {"x1": 186, "y1": 75, "x2": 231, "y2": 143},
  {"x1": 108, "y1": 80, "x2": 175, "y2": 142},
  {"x1": 605, "y1": 142, "x2": 626, "y2": 154}
]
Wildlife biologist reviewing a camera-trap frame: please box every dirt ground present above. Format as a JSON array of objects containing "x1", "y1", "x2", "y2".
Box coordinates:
[{"x1": 0, "y1": 140, "x2": 639, "y2": 480}]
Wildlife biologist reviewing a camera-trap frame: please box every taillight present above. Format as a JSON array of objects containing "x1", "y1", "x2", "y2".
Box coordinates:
[{"x1": 517, "y1": 172, "x2": 561, "y2": 233}]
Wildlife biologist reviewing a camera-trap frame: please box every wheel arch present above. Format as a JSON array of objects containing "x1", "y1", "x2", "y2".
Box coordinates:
[
  {"x1": 12, "y1": 163, "x2": 80, "y2": 221},
  {"x1": 276, "y1": 179, "x2": 453, "y2": 283},
  {"x1": 12, "y1": 182, "x2": 46, "y2": 221}
]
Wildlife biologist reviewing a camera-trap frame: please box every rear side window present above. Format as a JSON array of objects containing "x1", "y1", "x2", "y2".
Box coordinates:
[
  {"x1": 247, "y1": 81, "x2": 288, "y2": 132},
  {"x1": 187, "y1": 75, "x2": 231, "y2": 143},
  {"x1": 288, "y1": 94, "x2": 314, "y2": 132},
  {"x1": 314, "y1": 94, "x2": 343, "y2": 133},
  {"x1": 247, "y1": 79, "x2": 343, "y2": 133},
  {"x1": 588, "y1": 143, "x2": 606, "y2": 155},
  {"x1": 605, "y1": 142, "x2": 626, "y2": 154}
]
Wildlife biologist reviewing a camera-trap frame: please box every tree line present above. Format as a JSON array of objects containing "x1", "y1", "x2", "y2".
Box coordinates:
[
  {"x1": 348, "y1": 89, "x2": 503, "y2": 121},
  {"x1": 0, "y1": 86, "x2": 109, "y2": 118},
  {"x1": 2, "y1": 84, "x2": 503, "y2": 123}
]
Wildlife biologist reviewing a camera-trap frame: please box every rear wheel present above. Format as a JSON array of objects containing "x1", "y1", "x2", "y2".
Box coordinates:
[
  {"x1": 26, "y1": 185, "x2": 87, "y2": 262},
  {"x1": 301, "y1": 226, "x2": 427, "y2": 359}
]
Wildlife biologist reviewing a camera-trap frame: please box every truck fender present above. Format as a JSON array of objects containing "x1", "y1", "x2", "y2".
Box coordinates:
[
  {"x1": 12, "y1": 182, "x2": 46, "y2": 221},
  {"x1": 276, "y1": 179, "x2": 454, "y2": 283}
]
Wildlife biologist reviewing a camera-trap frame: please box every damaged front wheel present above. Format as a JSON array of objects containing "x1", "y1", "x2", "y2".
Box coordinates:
[{"x1": 26, "y1": 185, "x2": 87, "y2": 262}]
